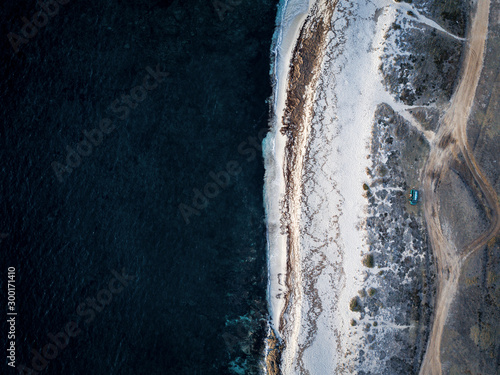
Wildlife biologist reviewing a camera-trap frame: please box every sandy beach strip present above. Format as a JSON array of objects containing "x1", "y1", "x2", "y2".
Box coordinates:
[{"x1": 263, "y1": 0, "x2": 312, "y2": 336}]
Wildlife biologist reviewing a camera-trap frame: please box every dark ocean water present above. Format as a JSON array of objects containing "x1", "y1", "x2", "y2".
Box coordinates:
[{"x1": 0, "y1": 0, "x2": 278, "y2": 373}]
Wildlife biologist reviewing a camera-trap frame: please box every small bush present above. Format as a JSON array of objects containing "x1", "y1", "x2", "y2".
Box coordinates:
[
  {"x1": 349, "y1": 297, "x2": 362, "y2": 312},
  {"x1": 362, "y1": 254, "x2": 375, "y2": 268},
  {"x1": 377, "y1": 165, "x2": 388, "y2": 177},
  {"x1": 368, "y1": 287, "x2": 377, "y2": 297}
]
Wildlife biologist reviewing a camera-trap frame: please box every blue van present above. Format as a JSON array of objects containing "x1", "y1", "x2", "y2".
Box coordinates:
[{"x1": 409, "y1": 189, "x2": 419, "y2": 205}]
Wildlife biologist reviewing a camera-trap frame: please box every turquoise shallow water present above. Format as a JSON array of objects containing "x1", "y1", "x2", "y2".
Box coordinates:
[{"x1": 0, "y1": 0, "x2": 278, "y2": 373}]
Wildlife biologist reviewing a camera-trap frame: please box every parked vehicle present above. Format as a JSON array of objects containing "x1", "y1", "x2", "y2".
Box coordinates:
[{"x1": 409, "y1": 189, "x2": 419, "y2": 205}]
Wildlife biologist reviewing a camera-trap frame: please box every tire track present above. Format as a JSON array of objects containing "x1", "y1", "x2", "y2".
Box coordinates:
[{"x1": 419, "y1": 0, "x2": 497, "y2": 373}]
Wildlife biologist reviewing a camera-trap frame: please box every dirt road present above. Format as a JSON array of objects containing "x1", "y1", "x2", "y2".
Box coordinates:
[{"x1": 418, "y1": 0, "x2": 499, "y2": 374}]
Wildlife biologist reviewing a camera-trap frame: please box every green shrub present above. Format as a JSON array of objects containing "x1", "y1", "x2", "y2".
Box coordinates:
[
  {"x1": 349, "y1": 297, "x2": 362, "y2": 312},
  {"x1": 362, "y1": 254, "x2": 375, "y2": 268}
]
